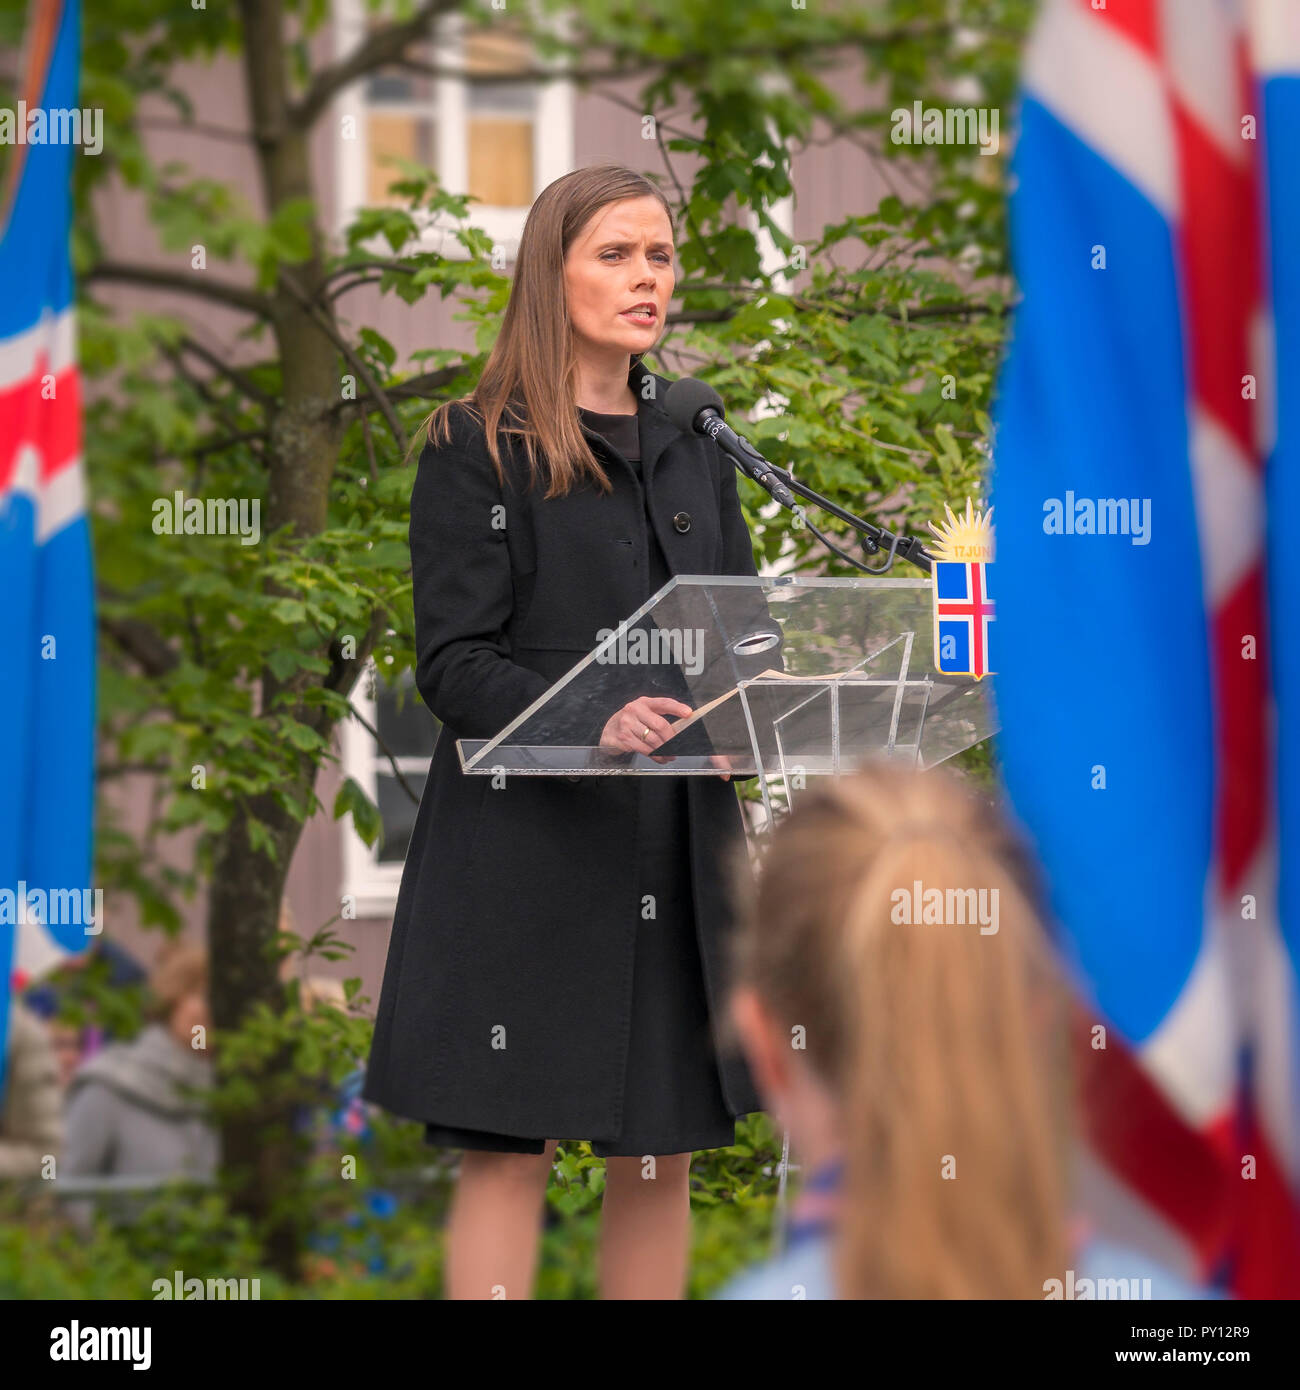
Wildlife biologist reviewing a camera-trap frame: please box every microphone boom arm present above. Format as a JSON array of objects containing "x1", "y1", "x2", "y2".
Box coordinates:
[{"x1": 753, "y1": 458, "x2": 934, "y2": 576}]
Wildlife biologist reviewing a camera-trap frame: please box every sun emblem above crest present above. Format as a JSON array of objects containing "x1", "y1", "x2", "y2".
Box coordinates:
[{"x1": 926, "y1": 499, "x2": 995, "y2": 564}]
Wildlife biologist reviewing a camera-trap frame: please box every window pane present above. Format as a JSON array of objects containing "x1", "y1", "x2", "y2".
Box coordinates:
[
  {"x1": 368, "y1": 70, "x2": 415, "y2": 103},
  {"x1": 376, "y1": 772, "x2": 427, "y2": 864},
  {"x1": 468, "y1": 117, "x2": 534, "y2": 207},
  {"x1": 375, "y1": 676, "x2": 440, "y2": 757},
  {"x1": 371, "y1": 673, "x2": 437, "y2": 864},
  {"x1": 467, "y1": 80, "x2": 535, "y2": 114},
  {"x1": 368, "y1": 114, "x2": 435, "y2": 204}
]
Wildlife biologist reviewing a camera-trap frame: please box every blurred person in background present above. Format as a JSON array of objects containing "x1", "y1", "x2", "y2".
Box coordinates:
[
  {"x1": 0, "y1": 998, "x2": 62, "y2": 1180},
  {"x1": 24, "y1": 936, "x2": 146, "y2": 1026},
  {"x1": 23, "y1": 936, "x2": 148, "y2": 1078},
  {"x1": 718, "y1": 760, "x2": 1211, "y2": 1300},
  {"x1": 45, "y1": 1019, "x2": 87, "y2": 1090},
  {"x1": 62, "y1": 942, "x2": 217, "y2": 1181}
]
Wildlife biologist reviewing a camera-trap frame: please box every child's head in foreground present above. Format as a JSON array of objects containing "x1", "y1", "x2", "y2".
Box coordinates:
[{"x1": 728, "y1": 758, "x2": 1073, "y2": 1299}]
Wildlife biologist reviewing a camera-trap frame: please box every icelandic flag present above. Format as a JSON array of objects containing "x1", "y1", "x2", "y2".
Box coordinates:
[
  {"x1": 0, "y1": 0, "x2": 95, "y2": 1099},
  {"x1": 933, "y1": 560, "x2": 995, "y2": 680},
  {"x1": 992, "y1": 0, "x2": 1300, "y2": 1296}
]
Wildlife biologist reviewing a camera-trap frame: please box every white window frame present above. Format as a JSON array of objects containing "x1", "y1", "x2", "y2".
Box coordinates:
[
  {"x1": 332, "y1": 0, "x2": 575, "y2": 258},
  {"x1": 340, "y1": 661, "x2": 435, "y2": 918}
]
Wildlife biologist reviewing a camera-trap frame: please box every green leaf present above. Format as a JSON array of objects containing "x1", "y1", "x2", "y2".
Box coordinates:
[
  {"x1": 333, "y1": 777, "x2": 382, "y2": 849},
  {"x1": 269, "y1": 599, "x2": 308, "y2": 625},
  {"x1": 266, "y1": 647, "x2": 301, "y2": 681},
  {"x1": 246, "y1": 816, "x2": 277, "y2": 861}
]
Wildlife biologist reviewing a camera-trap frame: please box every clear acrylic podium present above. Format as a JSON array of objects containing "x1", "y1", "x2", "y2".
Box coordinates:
[{"x1": 457, "y1": 574, "x2": 997, "y2": 830}]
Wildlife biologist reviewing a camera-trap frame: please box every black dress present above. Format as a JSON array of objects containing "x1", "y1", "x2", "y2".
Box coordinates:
[{"x1": 422, "y1": 407, "x2": 737, "y2": 1157}]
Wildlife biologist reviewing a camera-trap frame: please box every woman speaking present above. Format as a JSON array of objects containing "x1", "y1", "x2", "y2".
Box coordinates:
[{"x1": 362, "y1": 164, "x2": 764, "y2": 1300}]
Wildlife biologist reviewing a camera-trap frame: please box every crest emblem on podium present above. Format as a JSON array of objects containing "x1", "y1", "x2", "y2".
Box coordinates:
[{"x1": 927, "y1": 500, "x2": 995, "y2": 681}]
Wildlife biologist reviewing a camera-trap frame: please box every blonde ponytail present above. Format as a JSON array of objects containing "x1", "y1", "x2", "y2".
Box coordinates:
[{"x1": 732, "y1": 762, "x2": 1073, "y2": 1299}]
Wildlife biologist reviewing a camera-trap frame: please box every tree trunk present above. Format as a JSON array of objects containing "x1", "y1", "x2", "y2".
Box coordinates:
[
  {"x1": 205, "y1": 1, "x2": 354, "y2": 1278},
  {"x1": 208, "y1": 794, "x2": 304, "y2": 1277}
]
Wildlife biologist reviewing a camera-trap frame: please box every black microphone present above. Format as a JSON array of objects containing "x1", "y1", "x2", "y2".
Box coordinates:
[{"x1": 664, "y1": 378, "x2": 800, "y2": 511}]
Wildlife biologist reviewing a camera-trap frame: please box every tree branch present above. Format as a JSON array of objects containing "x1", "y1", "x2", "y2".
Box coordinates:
[
  {"x1": 98, "y1": 608, "x2": 180, "y2": 678},
  {"x1": 323, "y1": 257, "x2": 418, "y2": 285},
  {"x1": 137, "y1": 116, "x2": 254, "y2": 146},
  {"x1": 156, "y1": 338, "x2": 267, "y2": 465},
  {"x1": 327, "y1": 275, "x2": 385, "y2": 300},
  {"x1": 385, "y1": 27, "x2": 951, "y2": 90},
  {"x1": 86, "y1": 261, "x2": 273, "y2": 319},
  {"x1": 347, "y1": 701, "x2": 421, "y2": 808},
  {"x1": 96, "y1": 762, "x2": 171, "y2": 780},
  {"x1": 331, "y1": 365, "x2": 461, "y2": 419},
  {"x1": 385, "y1": 367, "x2": 462, "y2": 401},
  {"x1": 325, "y1": 259, "x2": 421, "y2": 301},
  {"x1": 190, "y1": 427, "x2": 271, "y2": 460},
  {"x1": 279, "y1": 271, "x2": 408, "y2": 452},
  {"x1": 304, "y1": 609, "x2": 391, "y2": 742},
  {"x1": 178, "y1": 335, "x2": 276, "y2": 408},
  {"x1": 331, "y1": 612, "x2": 388, "y2": 698},
  {"x1": 668, "y1": 281, "x2": 1007, "y2": 328},
  {"x1": 291, "y1": 0, "x2": 462, "y2": 131}
]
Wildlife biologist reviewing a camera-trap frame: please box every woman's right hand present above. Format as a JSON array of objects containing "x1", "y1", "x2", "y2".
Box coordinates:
[{"x1": 598, "y1": 696, "x2": 693, "y2": 761}]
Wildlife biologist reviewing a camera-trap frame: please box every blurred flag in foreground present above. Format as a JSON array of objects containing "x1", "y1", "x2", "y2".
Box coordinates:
[
  {"x1": 0, "y1": 0, "x2": 95, "y2": 1099},
  {"x1": 992, "y1": 0, "x2": 1300, "y2": 1297}
]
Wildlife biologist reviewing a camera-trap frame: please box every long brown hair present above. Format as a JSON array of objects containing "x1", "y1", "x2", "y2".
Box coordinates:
[
  {"x1": 729, "y1": 760, "x2": 1072, "y2": 1299},
  {"x1": 424, "y1": 164, "x2": 674, "y2": 500}
]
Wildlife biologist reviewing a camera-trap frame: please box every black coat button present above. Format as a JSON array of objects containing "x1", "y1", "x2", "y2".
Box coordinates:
[{"x1": 672, "y1": 511, "x2": 691, "y2": 533}]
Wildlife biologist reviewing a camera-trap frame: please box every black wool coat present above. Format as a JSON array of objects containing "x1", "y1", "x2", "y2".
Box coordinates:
[{"x1": 362, "y1": 359, "x2": 766, "y2": 1139}]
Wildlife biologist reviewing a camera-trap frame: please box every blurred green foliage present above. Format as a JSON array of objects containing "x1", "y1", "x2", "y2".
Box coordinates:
[{"x1": 0, "y1": 1112, "x2": 780, "y2": 1298}]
